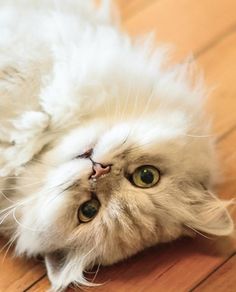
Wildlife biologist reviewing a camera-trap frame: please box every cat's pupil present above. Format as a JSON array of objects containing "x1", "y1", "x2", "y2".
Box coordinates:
[
  {"x1": 140, "y1": 169, "x2": 154, "y2": 184},
  {"x1": 81, "y1": 200, "x2": 98, "y2": 218}
]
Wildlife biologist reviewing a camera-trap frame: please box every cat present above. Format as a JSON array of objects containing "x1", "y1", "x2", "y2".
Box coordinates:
[{"x1": 0, "y1": 0, "x2": 233, "y2": 291}]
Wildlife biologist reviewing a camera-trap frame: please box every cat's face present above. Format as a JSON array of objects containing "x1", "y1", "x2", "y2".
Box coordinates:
[{"x1": 14, "y1": 108, "x2": 233, "y2": 290}]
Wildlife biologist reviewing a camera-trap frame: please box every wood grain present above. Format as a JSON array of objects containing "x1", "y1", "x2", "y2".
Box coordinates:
[
  {"x1": 116, "y1": 0, "x2": 156, "y2": 19},
  {"x1": 26, "y1": 236, "x2": 235, "y2": 292},
  {"x1": 124, "y1": 0, "x2": 236, "y2": 60},
  {"x1": 85, "y1": 237, "x2": 235, "y2": 292},
  {"x1": 193, "y1": 254, "x2": 236, "y2": 292},
  {"x1": 199, "y1": 32, "x2": 236, "y2": 135},
  {"x1": 0, "y1": 239, "x2": 45, "y2": 292},
  {"x1": 26, "y1": 277, "x2": 50, "y2": 292},
  {"x1": 216, "y1": 130, "x2": 236, "y2": 202}
]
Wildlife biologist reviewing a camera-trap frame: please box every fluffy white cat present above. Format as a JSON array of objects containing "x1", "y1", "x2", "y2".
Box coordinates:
[{"x1": 0, "y1": 0, "x2": 233, "y2": 291}]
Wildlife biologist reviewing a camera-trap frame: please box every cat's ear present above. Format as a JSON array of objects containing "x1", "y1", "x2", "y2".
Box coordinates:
[
  {"x1": 186, "y1": 189, "x2": 234, "y2": 237},
  {"x1": 45, "y1": 250, "x2": 94, "y2": 291}
]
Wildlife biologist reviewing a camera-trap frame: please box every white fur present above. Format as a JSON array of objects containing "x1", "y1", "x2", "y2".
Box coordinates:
[{"x1": 0, "y1": 1, "x2": 233, "y2": 291}]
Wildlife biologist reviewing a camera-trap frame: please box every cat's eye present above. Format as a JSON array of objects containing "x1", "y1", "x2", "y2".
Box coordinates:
[
  {"x1": 131, "y1": 165, "x2": 160, "y2": 188},
  {"x1": 78, "y1": 199, "x2": 100, "y2": 223}
]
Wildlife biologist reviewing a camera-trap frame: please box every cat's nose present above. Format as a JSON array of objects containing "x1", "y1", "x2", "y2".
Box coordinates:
[{"x1": 91, "y1": 163, "x2": 111, "y2": 179}]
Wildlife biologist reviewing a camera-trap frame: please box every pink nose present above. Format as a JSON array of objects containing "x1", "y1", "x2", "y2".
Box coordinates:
[{"x1": 91, "y1": 163, "x2": 111, "y2": 179}]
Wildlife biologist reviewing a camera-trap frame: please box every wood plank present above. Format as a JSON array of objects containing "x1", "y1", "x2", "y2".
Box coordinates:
[
  {"x1": 26, "y1": 236, "x2": 235, "y2": 292},
  {"x1": 115, "y1": 0, "x2": 156, "y2": 20},
  {"x1": 0, "y1": 238, "x2": 45, "y2": 291},
  {"x1": 193, "y1": 254, "x2": 236, "y2": 292},
  {"x1": 216, "y1": 129, "x2": 236, "y2": 203},
  {"x1": 198, "y1": 32, "x2": 236, "y2": 136},
  {"x1": 89, "y1": 238, "x2": 235, "y2": 292},
  {"x1": 26, "y1": 276, "x2": 50, "y2": 292},
  {"x1": 124, "y1": 0, "x2": 236, "y2": 60}
]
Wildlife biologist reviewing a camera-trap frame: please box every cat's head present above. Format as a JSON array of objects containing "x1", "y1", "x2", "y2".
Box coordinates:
[{"x1": 14, "y1": 96, "x2": 233, "y2": 290}]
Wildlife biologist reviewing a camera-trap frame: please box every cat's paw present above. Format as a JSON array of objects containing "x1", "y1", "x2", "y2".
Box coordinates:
[{"x1": 0, "y1": 111, "x2": 50, "y2": 176}]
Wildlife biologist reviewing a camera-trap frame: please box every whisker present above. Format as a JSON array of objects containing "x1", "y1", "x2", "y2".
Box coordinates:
[
  {"x1": 114, "y1": 89, "x2": 122, "y2": 122},
  {"x1": 12, "y1": 208, "x2": 45, "y2": 232},
  {"x1": 185, "y1": 224, "x2": 213, "y2": 240},
  {"x1": 126, "y1": 127, "x2": 216, "y2": 154},
  {"x1": 126, "y1": 140, "x2": 156, "y2": 154},
  {"x1": 130, "y1": 87, "x2": 156, "y2": 134},
  {"x1": 1, "y1": 181, "x2": 42, "y2": 191},
  {"x1": 103, "y1": 91, "x2": 111, "y2": 127},
  {"x1": 90, "y1": 263, "x2": 101, "y2": 284},
  {"x1": 0, "y1": 204, "x2": 18, "y2": 216},
  {"x1": 39, "y1": 121, "x2": 81, "y2": 137},
  {"x1": 41, "y1": 180, "x2": 75, "y2": 209},
  {"x1": 0, "y1": 209, "x2": 13, "y2": 225},
  {"x1": 130, "y1": 86, "x2": 140, "y2": 121},
  {"x1": 1, "y1": 175, "x2": 39, "y2": 180},
  {"x1": 31, "y1": 157, "x2": 57, "y2": 168},
  {"x1": 0, "y1": 238, "x2": 12, "y2": 254},
  {"x1": 0, "y1": 190, "x2": 16, "y2": 204},
  {"x1": 119, "y1": 79, "x2": 134, "y2": 122},
  {"x1": 1, "y1": 234, "x2": 17, "y2": 263},
  {"x1": 0, "y1": 192, "x2": 46, "y2": 217},
  {"x1": 184, "y1": 133, "x2": 215, "y2": 138}
]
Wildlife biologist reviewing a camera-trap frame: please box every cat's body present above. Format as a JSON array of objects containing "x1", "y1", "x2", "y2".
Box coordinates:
[{"x1": 0, "y1": 1, "x2": 233, "y2": 291}]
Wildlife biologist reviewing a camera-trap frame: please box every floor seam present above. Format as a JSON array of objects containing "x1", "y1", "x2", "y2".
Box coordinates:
[
  {"x1": 216, "y1": 124, "x2": 236, "y2": 143},
  {"x1": 139, "y1": 260, "x2": 180, "y2": 292},
  {"x1": 194, "y1": 23, "x2": 236, "y2": 58},
  {"x1": 23, "y1": 273, "x2": 47, "y2": 292},
  {"x1": 189, "y1": 251, "x2": 236, "y2": 292},
  {"x1": 122, "y1": 0, "x2": 159, "y2": 20}
]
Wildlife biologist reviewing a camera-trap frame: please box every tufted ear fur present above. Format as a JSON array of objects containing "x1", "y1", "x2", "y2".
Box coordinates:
[
  {"x1": 45, "y1": 250, "x2": 97, "y2": 292},
  {"x1": 186, "y1": 189, "x2": 234, "y2": 237}
]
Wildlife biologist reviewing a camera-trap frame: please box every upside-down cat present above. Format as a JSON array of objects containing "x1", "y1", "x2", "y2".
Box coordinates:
[{"x1": 0, "y1": 1, "x2": 233, "y2": 291}]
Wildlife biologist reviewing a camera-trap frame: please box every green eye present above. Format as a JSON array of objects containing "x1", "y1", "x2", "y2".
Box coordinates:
[
  {"x1": 78, "y1": 199, "x2": 100, "y2": 223},
  {"x1": 131, "y1": 165, "x2": 160, "y2": 188}
]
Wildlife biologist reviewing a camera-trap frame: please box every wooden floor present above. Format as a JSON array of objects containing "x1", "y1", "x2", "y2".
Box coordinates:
[{"x1": 1, "y1": 0, "x2": 236, "y2": 291}]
